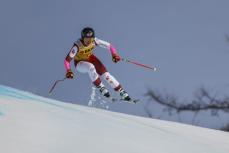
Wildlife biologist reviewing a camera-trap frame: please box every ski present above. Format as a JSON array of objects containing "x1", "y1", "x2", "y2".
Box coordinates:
[
  {"x1": 119, "y1": 98, "x2": 140, "y2": 104},
  {"x1": 98, "y1": 88, "x2": 140, "y2": 104},
  {"x1": 100, "y1": 95, "x2": 140, "y2": 104}
]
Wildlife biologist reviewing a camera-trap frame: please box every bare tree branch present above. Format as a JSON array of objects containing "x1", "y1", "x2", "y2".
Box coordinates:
[{"x1": 146, "y1": 87, "x2": 229, "y2": 115}]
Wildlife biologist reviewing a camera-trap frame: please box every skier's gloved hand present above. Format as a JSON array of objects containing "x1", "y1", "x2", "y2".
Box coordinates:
[
  {"x1": 112, "y1": 54, "x2": 121, "y2": 63},
  {"x1": 66, "y1": 69, "x2": 74, "y2": 79}
]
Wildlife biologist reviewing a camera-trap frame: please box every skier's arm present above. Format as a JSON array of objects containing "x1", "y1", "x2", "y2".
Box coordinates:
[
  {"x1": 64, "y1": 45, "x2": 78, "y2": 78},
  {"x1": 94, "y1": 37, "x2": 121, "y2": 63},
  {"x1": 64, "y1": 45, "x2": 78, "y2": 71}
]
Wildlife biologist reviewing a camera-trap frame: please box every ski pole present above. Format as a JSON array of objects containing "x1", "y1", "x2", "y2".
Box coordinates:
[
  {"x1": 48, "y1": 77, "x2": 67, "y2": 95},
  {"x1": 121, "y1": 58, "x2": 157, "y2": 71}
]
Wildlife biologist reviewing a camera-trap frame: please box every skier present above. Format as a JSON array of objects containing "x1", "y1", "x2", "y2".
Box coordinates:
[{"x1": 64, "y1": 27, "x2": 132, "y2": 101}]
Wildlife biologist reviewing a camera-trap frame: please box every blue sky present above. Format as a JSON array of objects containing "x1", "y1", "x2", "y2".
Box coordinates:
[{"x1": 1, "y1": 0, "x2": 229, "y2": 128}]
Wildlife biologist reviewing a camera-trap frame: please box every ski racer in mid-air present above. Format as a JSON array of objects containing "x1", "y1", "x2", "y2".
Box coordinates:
[{"x1": 64, "y1": 27, "x2": 132, "y2": 102}]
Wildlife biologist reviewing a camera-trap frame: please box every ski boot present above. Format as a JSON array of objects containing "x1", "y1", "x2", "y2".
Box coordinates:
[
  {"x1": 118, "y1": 88, "x2": 139, "y2": 103},
  {"x1": 97, "y1": 83, "x2": 110, "y2": 98},
  {"x1": 97, "y1": 85, "x2": 117, "y2": 102},
  {"x1": 97, "y1": 85, "x2": 110, "y2": 98},
  {"x1": 119, "y1": 88, "x2": 131, "y2": 101}
]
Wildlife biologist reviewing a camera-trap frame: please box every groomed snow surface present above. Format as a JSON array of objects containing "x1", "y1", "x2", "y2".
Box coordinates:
[{"x1": 0, "y1": 85, "x2": 228, "y2": 153}]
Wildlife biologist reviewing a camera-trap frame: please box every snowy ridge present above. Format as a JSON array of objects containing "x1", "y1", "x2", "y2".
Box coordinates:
[{"x1": 0, "y1": 85, "x2": 229, "y2": 153}]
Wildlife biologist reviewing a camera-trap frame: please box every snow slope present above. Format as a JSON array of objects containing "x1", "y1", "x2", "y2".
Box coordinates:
[{"x1": 0, "y1": 85, "x2": 229, "y2": 153}]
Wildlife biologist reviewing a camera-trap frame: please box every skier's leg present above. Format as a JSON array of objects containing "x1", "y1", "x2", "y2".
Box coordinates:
[
  {"x1": 89, "y1": 55, "x2": 131, "y2": 101},
  {"x1": 101, "y1": 72, "x2": 131, "y2": 101},
  {"x1": 76, "y1": 61, "x2": 110, "y2": 97},
  {"x1": 101, "y1": 72, "x2": 120, "y2": 89},
  {"x1": 88, "y1": 55, "x2": 120, "y2": 89},
  {"x1": 76, "y1": 61, "x2": 99, "y2": 83}
]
